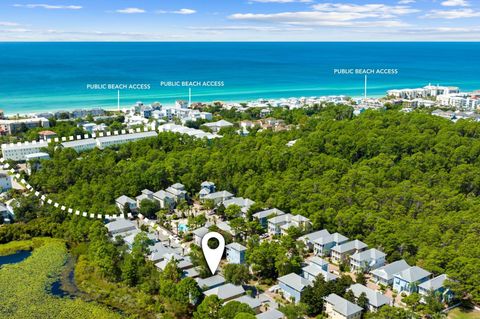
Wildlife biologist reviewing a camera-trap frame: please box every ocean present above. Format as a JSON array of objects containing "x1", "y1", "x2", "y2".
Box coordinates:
[{"x1": 0, "y1": 42, "x2": 479, "y2": 115}]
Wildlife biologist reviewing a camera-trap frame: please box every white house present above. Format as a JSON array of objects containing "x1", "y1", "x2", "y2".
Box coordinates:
[
  {"x1": 349, "y1": 248, "x2": 386, "y2": 272},
  {"x1": 324, "y1": 293, "x2": 362, "y2": 319}
]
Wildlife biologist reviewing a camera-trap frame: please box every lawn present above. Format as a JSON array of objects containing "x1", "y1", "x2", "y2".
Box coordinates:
[
  {"x1": 0, "y1": 238, "x2": 123, "y2": 319},
  {"x1": 448, "y1": 307, "x2": 480, "y2": 319}
]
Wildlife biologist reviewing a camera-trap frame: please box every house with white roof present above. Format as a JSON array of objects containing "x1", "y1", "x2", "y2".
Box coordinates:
[
  {"x1": 348, "y1": 284, "x2": 392, "y2": 312},
  {"x1": 165, "y1": 183, "x2": 187, "y2": 202},
  {"x1": 324, "y1": 293, "x2": 363, "y2": 319},
  {"x1": 370, "y1": 260, "x2": 410, "y2": 286},
  {"x1": 223, "y1": 197, "x2": 255, "y2": 215},
  {"x1": 298, "y1": 229, "x2": 330, "y2": 251},
  {"x1": 105, "y1": 218, "x2": 137, "y2": 235},
  {"x1": 153, "y1": 190, "x2": 176, "y2": 209},
  {"x1": 418, "y1": 274, "x2": 453, "y2": 303},
  {"x1": 349, "y1": 248, "x2": 386, "y2": 272},
  {"x1": 204, "y1": 283, "x2": 245, "y2": 301},
  {"x1": 331, "y1": 240, "x2": 368, "y2": 264},
  {"x1": 193, "y1": 226, "x2": 209, "y2": 246},
  {"x1": 268, "y1": 214, "x2": 311, "y2": 236},
  {"x1": 314, "y1": 232, "x2": 349, "y2": 257},
  {"x1": 203, "y1": 120, "x2": 234, "y2": 133},
  {"x1": 116, "y1": 195, "x2": 137, "y2": 213},
  {"x1": 302, "y1": 262, "x2": 338, "y2": 282},
  {"x1": 155, "y1": 254, "x2": 193, "y2": 271},
  {"x1": 136, "y1": 189, "x2": 154, "y2": 206},
  {"x1": 202, "y1": 190, "x2": 234, "y2": 205},
  {"x1": 393, "y1": 266, "x2": 431, "y2": 295},
  {"x1": 278, "y1": 273, "x2": 312, "y2": 304},
  {"x1": 253, "y1": 208, "x2": 285, "y2": 228}
]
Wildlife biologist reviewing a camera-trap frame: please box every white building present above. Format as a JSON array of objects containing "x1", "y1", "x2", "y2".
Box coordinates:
[
  {"x1": 1, "y1": 140, "x2": 49, "y2": 161},
  {"x1": 96, "y1": 131, "x2": 157, "y2": 149}
]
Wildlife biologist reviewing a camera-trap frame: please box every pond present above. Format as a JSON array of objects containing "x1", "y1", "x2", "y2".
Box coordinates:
[{"x1": 0, "y1": 250, "x2": 32, "y2": 267}]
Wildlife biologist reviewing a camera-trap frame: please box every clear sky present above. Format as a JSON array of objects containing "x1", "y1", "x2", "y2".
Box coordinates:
[{"x1": 0, "y1": 0, "x2": 479, "y2": 41}]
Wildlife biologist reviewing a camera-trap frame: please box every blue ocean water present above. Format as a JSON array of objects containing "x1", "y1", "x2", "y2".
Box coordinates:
[{"x1": 0, "y1": 42, "x2": 479, "y2": 115}]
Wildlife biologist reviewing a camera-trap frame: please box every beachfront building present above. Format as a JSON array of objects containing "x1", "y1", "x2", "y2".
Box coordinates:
[
  {"x1": 278, "y1": 273, "x2": 312, "y2": 304},
  {"x1": 331, "y1": 240, "x2": 368, "y2": 264},
  {"x1": 393, "y1": 266, "x2": 431, "y2": 295},
  {"x1": 314, "y1": 232, "x2": 349, "y2": 257},
  {"x1": 348, "y1": 284, "x2": 392, "y2": 312},
  {"x1": 349, "y1": 248, "x2": 386, "y2": 272},
  {"x1": 0, "y1": 117, "x2": 50, "y2": 135},
  {"x1": 324, "y1": 293, "x2": 362, "y2": 319},
  {"x1": 1, "y1": 140, "x2": 49, "y2": 161},
  {"x1": 226, "y1": 242, "x2": 247, "y2": 264},
  {"x1": 370, "y1": 260, "x2": 410, "y2": 286}
]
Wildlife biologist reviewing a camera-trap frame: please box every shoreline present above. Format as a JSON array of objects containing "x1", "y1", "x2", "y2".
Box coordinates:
[{"x1": 4, "y1": 93, "x2": 382, "y2": 118}]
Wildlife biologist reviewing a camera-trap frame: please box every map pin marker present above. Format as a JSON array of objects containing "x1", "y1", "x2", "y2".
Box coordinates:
[{"x1": 202, "y1": 232, "x2": 225, "y2": 275}]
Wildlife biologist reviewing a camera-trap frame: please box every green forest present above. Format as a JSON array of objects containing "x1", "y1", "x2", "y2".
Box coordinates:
[{"x1": 6, "y1": 106, "x2": 480, "y2": 305}]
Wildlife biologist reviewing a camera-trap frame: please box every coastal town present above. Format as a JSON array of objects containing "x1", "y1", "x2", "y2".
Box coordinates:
[{"x1": 0, "y1": 83, "x2": 479, "y2": 319}]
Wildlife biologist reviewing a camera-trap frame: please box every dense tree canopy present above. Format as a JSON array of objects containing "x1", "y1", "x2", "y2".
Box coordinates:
[{"x1": 26, "y1": 107, "x2": 480, "y2": 303}]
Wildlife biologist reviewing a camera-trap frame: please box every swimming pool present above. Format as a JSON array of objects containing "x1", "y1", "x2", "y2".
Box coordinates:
[{"x1": 178, "y1": 224, "x2": 189, "y2": 232}]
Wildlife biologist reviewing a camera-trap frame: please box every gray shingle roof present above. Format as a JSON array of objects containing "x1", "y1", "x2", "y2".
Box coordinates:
[
  {"x1": 193, "y1": 226, "x2": 209, "y2": 237},
  {"x1": 116, "y1": 195, "x2": 136, "y2": 206},
  {"x1": 395, "y1": 266, "x2": 431, "y2": 283},
  {"x1": 204, "y1": 283, "x2": 245, "y2": 300},
  {"x1": 253, "y1": 208, "x2": 286, "y2": 219},
  {"x1": 105, "y1": 219, "x2": 136, "y2": 233},
  {"x1": 298, "y1": 229, "x2": 330, "y2": 244},
  {"x1": 196, "y1": 275, "x2": 226, "y2": 290},
  {"x1": 228, "y1": 295, "x2": 262, "y2": 309},
  {"x1": 351, "y1": 248, "x2": 386, "y2": 262},
  {"x1": 278, "y1": 273, "x2": 312, "y2": 292},
  {"x1": 332, "y1": 239, "x2": 367, "y2": 254},
  {"x1": 226, "y1": 242, "x2": 247, "y2": 252},
  {"x1": 349, "y1": 284, "x2": 391, "y2": 308},
  {"x1": 302, "y1": 264, "x2": 338, "y2": 281},
  {"x1": 418, "y1": 274, "x2": 448, "y2": 291},
  {"x1": 256, "y1": 309, "x2": 284, "y2": 319},
  {"x1": 370, "y1": 259, "x2": 410, "y2": 281},
  {"x1": 324, "y1": 293, "x2": 363, "y2": 316}
]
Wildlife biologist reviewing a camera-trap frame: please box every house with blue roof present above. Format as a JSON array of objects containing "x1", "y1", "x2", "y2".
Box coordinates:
[
  {"x1": 393, "y1": 266, "x2": 431, "y2": 294},
  {"x1": 226, "y1": 242, "x2": 247, "y2": 264}
]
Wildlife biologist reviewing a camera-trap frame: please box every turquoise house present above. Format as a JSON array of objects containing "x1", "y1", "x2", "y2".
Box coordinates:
[{"x1": 393, "y1": 266, "x2": 431, "y2": 294}]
